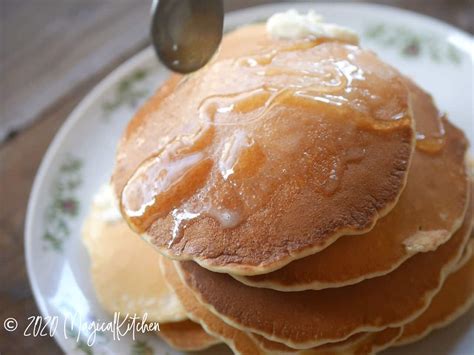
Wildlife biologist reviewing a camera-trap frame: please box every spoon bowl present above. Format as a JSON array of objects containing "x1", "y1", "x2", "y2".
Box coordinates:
[{"x1": 151, "y1": 0, "x2": 224, "y2": 73}]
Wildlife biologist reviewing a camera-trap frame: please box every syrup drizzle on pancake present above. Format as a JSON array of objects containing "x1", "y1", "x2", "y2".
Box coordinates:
[
  {"x1": 416, "y1": 115, "x2": 446, "y2": 153},
  {"x1": 407, "y1": 77, "x2": 447, "y2": 154},
  {"x1": 120, "y1": 39, "x2": 412, "y2": 239}
]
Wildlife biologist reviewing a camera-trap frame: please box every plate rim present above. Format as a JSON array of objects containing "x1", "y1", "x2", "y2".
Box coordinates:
[{"x1": 24, "y1": 2, "x2": 474, "y2": 353}]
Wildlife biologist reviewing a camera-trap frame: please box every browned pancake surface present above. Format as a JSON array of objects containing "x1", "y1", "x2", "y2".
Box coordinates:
[
  {"x1": 239, "y1": 113, "x2": 468, "y2": 289},
  {"x1": 112, "y1": 24, "x2": 414, "y2": 275},
  {"x1": 161, "y1": 255, "x2": 400, "y2": 355},
  {"x1": 174, "y1": 200, "x2": 472, "y2": 348}
]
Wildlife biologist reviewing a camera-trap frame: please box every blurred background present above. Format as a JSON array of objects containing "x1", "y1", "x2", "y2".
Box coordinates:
[
  {"x1": 0, "y1": 0, "x2": 473, "y2": 354},
  {"x1": 1, "y1": 0, "x2": 473, "y2": 142}
]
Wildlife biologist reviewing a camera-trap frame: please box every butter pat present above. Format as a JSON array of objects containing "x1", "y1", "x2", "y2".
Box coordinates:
[
  {"x1": 403, "y1": 230, "x2": 451, "y2": 253},
  {"x1": 266, "y1": 9, "x2": 359, "y2": 44},
  {"x1": 93, "y1": 183, "x2": 122, "y2": 223}
]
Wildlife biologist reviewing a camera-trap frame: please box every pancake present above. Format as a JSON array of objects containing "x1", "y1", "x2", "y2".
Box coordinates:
[
  {"x1": 172, "y1": 197, "x2": 472, "y2": 349},
  {"x1": 82, "y1": 184, "x2": 186, "y2": 323},
  {"x1": 112, "y1": 23, "x2": 415, "y2": 276},
  {"x1": 396, "y1": 240, "x2": 474, "y2": 345},
  {"x1": 468, "y1": 154, "x2": 474, "y2": 177},
  {"x1": 249, "y1": 328, "x2": 401, "y2": 354},
  {"x1": 237, "y1": 99, "x2": 468, "y2": 290},
  {"x1": 160, "y1": 255, "x2": 401, "y2": 355},
  {"x1": 159, "y1": 254, "x2": 262, "y2": 354},
  {"x1": 159, "y1": 319, "x2": 220, "y2": 351}
]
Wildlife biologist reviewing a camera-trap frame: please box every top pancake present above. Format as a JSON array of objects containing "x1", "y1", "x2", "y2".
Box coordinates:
[
  {"x1": 237, "y1": 86, "x2": 469, "y2": 290},
  {"x1": 82, "y1": 185, "x2": 187, "y2": 323},
  {"x1": 112, "y1": 24, "x2": 415, "y2": 275}
]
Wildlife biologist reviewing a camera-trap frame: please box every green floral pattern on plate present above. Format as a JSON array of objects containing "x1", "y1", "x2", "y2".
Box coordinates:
[
  {"x1": 42, "y1": 155, "x2": 82, "y2": 251},
  {"x1": 364, "y1": 23, "x2": 462, "y2": 64},
  {"x1": 102, "y1": 68, "x2": 151, "y2": 118},
  {"x1": 131, "y1": 340, "x2": 154, "y2": 355}
]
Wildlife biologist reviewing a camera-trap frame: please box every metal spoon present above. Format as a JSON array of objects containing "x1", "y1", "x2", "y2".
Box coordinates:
[{"x1": 151, "y1": 0, "x2": 224, "y2": 74}]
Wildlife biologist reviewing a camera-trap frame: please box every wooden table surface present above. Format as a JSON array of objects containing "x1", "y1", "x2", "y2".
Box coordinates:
[{"x1": 1, "y1": 0, "x2": 472, "y2": 354}]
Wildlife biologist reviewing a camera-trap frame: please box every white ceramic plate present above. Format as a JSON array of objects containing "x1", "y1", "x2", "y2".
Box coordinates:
[{"x1": 25, "y1": 3, "x2": 474, "y2": 354}]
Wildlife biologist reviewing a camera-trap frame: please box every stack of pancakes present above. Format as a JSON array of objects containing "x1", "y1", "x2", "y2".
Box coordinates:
[{"x1": 83, "y1": 22, "x2": 473, "y2": 354}]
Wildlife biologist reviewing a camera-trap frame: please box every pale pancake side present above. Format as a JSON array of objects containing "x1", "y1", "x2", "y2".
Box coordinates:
[{"x1": 82, "y1": 203, "x2": 186, "y2": 323}]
